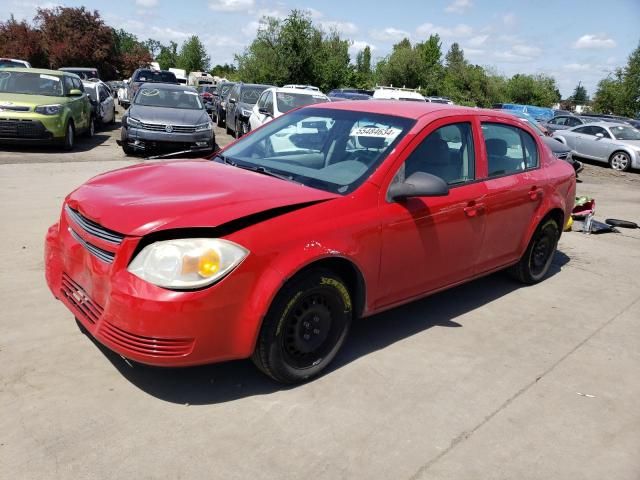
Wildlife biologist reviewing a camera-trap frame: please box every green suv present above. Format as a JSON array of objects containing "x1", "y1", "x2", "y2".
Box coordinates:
[{"x1": 0, "y1": 68, "x2": 93, "y2": 150}]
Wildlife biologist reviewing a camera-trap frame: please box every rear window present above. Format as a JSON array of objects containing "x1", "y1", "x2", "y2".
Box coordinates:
[
  {"x1": 134, "y1": 70, "x2": 177, "y2": 84},
  {"x1": 276, "y1": 92, "x2": 329, "y2": 113},
  {"x1": 0, "y1": 60, "x2": 26, "y2": 68}
]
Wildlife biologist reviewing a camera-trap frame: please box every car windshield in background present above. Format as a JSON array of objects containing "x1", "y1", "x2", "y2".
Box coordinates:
[
  {"x1": 0, "y1": 71, "x2": 63, "y2": 96},
  {"x1": 135, "y1": 70, "x2": 177, "y2": 83},
  {"x1": 240, "y1": 87, "x2": 266, "y2": 104},
  {"x1": 0, "y1": 60, "x2": 25, "y2": 68},
  {"x1": 219, "y1": 108, "x2": 414, "y2": 194},
  {"x1": 609, "y1": 125, "x2": 640, "y2": 140},
  {"x1": 219, "y1": 84, "x2": 233, "y2": 96},
  {"x1": 276, "y1": 92, "x2": 328, "y2": 113},
  {"x1": 134, "y1": 88, "x2": 203, "y2": 110}
]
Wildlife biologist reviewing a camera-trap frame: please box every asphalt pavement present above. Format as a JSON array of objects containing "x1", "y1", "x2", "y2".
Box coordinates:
[{"x1": 1, "y1": 109, "x2": 639, "y2": 479}]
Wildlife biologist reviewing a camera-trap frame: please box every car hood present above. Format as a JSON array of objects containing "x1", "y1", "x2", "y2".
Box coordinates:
[
  {"x1": 0, "y1": 92, "x2": 68, "y2": 112},
  {"x1": 128, "y1": 104, "x2": 208, "y2": 125},
  {"x1": 66, "y1": 160, "x2": 339, "y2": 237}
]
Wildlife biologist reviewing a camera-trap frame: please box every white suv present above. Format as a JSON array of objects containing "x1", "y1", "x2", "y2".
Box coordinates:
[{"x1": 248, "y1": 87, "x2": 329, "y2": 131}]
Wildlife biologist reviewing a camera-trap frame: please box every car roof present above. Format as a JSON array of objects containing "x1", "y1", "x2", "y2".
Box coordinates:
[
  {"x1": 138, "y1": 82, "x2": 197, "y2": 92},
  {"x1": 272, "y1": 86, "x2": 328, "y2": 96},
  {"x1": 573, "y1": 121, "x2": 628, "y2": 129},
  {"x1": 309, "y1": 100, "x2": 509, "y2": 120},
  {"x1": 0, "y1": 67, "x2": 68, "y2": 76},
  {"x1": 60, "y1": 67, "x2": 98, "y2": 71}
]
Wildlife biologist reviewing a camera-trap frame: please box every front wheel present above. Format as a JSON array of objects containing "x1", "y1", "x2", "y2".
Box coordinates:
[
  {"x1": 86, "y1": 116, "x2": 95, "y2": 138},
  {"x1": 63, "y1": 122, "x2": 75, "y2": 151},
  {"x1": 509, "y1": 218, "x2": 560, "y2": 284},
  {"x1": 609, "y1": 151, "x2": 631, "y2": 172},
  {"x1": 252, "y1": 269, "x2": 353, "y2": 383}
]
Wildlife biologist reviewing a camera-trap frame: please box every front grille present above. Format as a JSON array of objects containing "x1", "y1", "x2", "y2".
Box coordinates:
[
  {"x1": 69, "y1": 229, "x2": 115, "y2": 263},
  {"x1": 138, "y1": 121, "x2": 197, "y2": 134},
  {"x1": 61, "y1": 273, "x2": 104, "y2": 324},
  {"x1": 65, "y1": 206, "x2": 124, "y2": 245},
  {"x1": 0, "y1": 105, "x2": 30, "y2": 112},
  {"x1": 0, "y1": 119, "x2": 49, "y2": 139},
  {"x1": 100, "y1": 321, "x2": 195, "y2": 358}
]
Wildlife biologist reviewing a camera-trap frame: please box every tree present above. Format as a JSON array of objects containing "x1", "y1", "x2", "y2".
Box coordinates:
[
  {"x1": 353, "y1": 45, "x2": 373, "y2": 88},
  {"x1": 143, "y1": 38, "x2": 162, "y2": 59},
  {"x1": 571, "y1": 83, "x2": 588, "y2": 104},
  {"x1": 35, "y1": 7, "x2": 117, "y2": 77},
  {"x1": 156, "y1": 41, "x2": 178, "y2": 70},
  {"x1": 621, "y1": 41, "x2": 640, "y2": 117},
  {"x1": 593, "y1": 69, "x2": 625, "y2": 114},
  {"x1": 235, "y1": 10, "x2": 351, "y2": 89},
  {"x1": 177, "y1": 36, "x2": 210, "y2": 72},
  {"x1": 376, "y1": 38, "x2": 422, "y2": 88},
  {"x1": 112, "y1": 28, "x2": 152, "y2": 77},
  {"x1": 0, "y1": 15, "x2": 47, "y2": 67},
  {"x1": 506, "y1": 73, "x2": 560, "y2": 106},
  {"x1": 415, "y1": 34, "x2": 443, "y2": 95}
]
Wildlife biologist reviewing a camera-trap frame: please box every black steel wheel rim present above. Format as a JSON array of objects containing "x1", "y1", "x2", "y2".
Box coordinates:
[
  {"x1": 281, "y1": 288, "x2": 345, "y2": 369},
  {"x1": 530, "y1": 229, "x2": 554, "y2": 276}
]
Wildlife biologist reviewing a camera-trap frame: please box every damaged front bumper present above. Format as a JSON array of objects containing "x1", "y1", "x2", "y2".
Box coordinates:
[{"x1": 120, "y1": 126, "x2": 215, "y2": 153}]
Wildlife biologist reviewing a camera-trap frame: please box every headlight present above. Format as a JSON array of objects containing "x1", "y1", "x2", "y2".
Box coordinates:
[
  {"x1": 241, "y1": 109, "x2": 252, "y2": 117},
  {"x1": 128, "y1": 238, "x2": 249, "y2": 289},
  {"x1": 195, "y1": 122, "x2": 212, "y2": 132},
  {"x1": 35, "y1": 104, "x2": 62, "y2": 115},
  {"x1": 126, "y1": 116, "x2": 141, "y2": 127}
]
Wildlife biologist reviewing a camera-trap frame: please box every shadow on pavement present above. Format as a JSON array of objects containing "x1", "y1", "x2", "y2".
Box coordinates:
[
  {"x1": 85, "y1": 250, "x2": 570, "y2": 405},
  {"x1": 0, "y1": 120, "x2": 121, "y2": 154}
]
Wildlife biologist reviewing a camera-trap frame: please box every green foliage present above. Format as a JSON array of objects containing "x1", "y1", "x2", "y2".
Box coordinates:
[
  {"x1": 505, "y1": 73, "x2": 560, "y2": 107},
  {"x1": 156, "y1": 41, "x2": 178, "y2": 70},
  {"x1": 210, "y1": 63, "x2": 239, "y2": 80},
  {"x1": 235, "y1": 10, "x2": 351, "y2": 90},
  {"x1": 593, "y1": 41, "x2": 640, "y2": 117},
  {"x1": 177, "y1": 35, "x2": 210, "y2": 72},
  {"x1": 571, "y1": 83, "x2": 588, "y2": 104},
  {"x1": 352, "y1": 45, "x2": 373, "y2": 88}
]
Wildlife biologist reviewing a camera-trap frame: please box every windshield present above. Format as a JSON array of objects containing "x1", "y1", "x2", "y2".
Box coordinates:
[
  {"x1": 134, "y1": 70, "x2": 177, "y2": 83},
  {"x1": 220, "y1": 84, "x2": 234, "y2": 97},
  {"x1": 0, "y1": 60, "x2": 25, "y2": 68},
  {"x1": 134, "y1": 87, "x2": 203, "y2": 110},
  {"x1": 610, "y1": 125, "x2": 640, "y2": 140},
  {"x1": 0, "y1": 71, "x2": 64, "y2": 96},
  {"x1": 240, "y1": 87, "x2": 267, "y2": 104},
  {"x1": 276, "y1": 92, "x2": 329, "y2": 113},
  {"x1": 62, "y1": 69, "x2": 98, "y2": 79},
  {"x1": 219, "y1": 107, "x2": 415, "y2": 194}
]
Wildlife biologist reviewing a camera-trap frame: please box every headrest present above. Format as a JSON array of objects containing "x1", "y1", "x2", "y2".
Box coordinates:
[{"x1": 486, "y1": 138, "x2": 507, "y2": 156}]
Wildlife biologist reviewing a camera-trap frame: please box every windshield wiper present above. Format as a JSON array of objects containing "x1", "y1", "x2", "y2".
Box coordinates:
[
  {"x1": 214, "y1": 155, "x2": 300, "y2": 184},
  {"x1": 146, "y1": 149, "x2": 209, "y2": 160}
]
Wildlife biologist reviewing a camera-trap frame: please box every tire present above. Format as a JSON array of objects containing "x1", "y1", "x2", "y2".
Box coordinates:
[
  {"x1": 63, "y1": 122, "x2": 75, "y2": 151},
  {"x1": 122, "y1": 144, "x2": 134, "y2": 155},
  {"x1": 609, "y1": 151, "x2": 631, "y2": 172},
  {"x1": 605, "y1": 218, "x2": 638, "y2": 229},
  {"x1": 110, "y1": 107, "x2": 116, "y2": 125},
  {"x1": 227, "y1": 122, "x2": 234, "y2": 137},
  {"x1": 252, "y1": 269, "x2": 353, "y2": 384},
  {"x1": 236, "y1": 119, "x2": 242, "y2": 138},
  {"x1": 509, "y1": 218, "x2": 560, "y2": 285},
  {"x1": 216, "y1": 111, "x2": 224, "y2": 127},
  {"x1": 86, "y1": 116, "x2": 95, "y2": 138}
]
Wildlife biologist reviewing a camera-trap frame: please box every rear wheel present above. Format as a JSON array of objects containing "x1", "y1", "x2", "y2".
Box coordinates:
[
  {"x1": 86, "y1": 116, "x2": 95, "y2": 138},
  {"x1": 609, "y1": 151, "x2": 631, "y2": 171},
  {"x1": 252, "y1": 269, "x2": 353, "y2": 383},
  {"x1": 63, "y1": 122, "x2": 75, "y2": 151},
  {"x1": 216, "y1": 110, "x2": 224, "y2": 127},
  {"x1": 509, "y1": 218, "x2": 560, "y2": 284}
]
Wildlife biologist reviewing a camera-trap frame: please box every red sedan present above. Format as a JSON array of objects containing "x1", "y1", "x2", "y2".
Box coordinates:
[{"x1": 45, "y1": 101, "x2": 576, "y2": 383}]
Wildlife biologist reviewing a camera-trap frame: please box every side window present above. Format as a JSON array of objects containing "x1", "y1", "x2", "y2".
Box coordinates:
[
  {"x1": 98, "y1": 86, "x2": 108, "y2": 102},
  {"x1": 573, "y1": 125, "x2": 592, "y2": 135},
  {"x1": 592, "y1": 126, "x2": 611, "y2": 138},
  {"x1": 552, "y1": 117, "x2": 566, "y2": 125},
  {"x1": 73, "y1": 78, "x2": 84, "y2": 92},
  {"x1": 230, "y1": 85, "x2": 239, "y2": 101},
  {"x1": 264, "y1": 92, "x2": 274, "y2": 114},
  {"x1": 63, "y1": 76, "x2": 74, "y2": 94},
  {"x1": 482, "y1": 122, "x2": 538, "y2": 177},
  {"x1": 256, "y1": 91, "x2": 268, "y2": 109},
  {"x1": 400, "y1": 122, "x2": 475, "y2": 185},
  {"x1": 568, "y1": 117, "x2": 581, "y2": 127}
]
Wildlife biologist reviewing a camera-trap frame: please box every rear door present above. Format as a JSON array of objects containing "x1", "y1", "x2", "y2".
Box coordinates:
[
  {"x1": 475, "y1": 118, "x2": 547, "y2": 272},
  {"x1": 377, "y1": 116, "x2": 487, "y2": 307}
]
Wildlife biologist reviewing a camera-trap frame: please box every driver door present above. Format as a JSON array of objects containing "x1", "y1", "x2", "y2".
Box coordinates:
[{"x1": 376, "y1": 116, "x2": 487, "y2": 308}]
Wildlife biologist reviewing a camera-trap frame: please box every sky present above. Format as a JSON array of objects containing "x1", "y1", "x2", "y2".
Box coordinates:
[{"x1": 5, "y1": 0, "x2": 640, "y2": 97}]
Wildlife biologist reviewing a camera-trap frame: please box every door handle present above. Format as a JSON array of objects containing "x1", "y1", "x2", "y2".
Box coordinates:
[
  {"x1": 464, "y1": 201, "x2": 485, "y2": 217},
  {"x1": 529, "y1": 186, "x2": 543, "y2": 201}
]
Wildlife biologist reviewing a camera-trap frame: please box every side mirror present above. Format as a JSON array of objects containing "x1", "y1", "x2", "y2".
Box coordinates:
[
  {"x1": 595, "y1": 133, "x2": 604, "y2": 139},
  {"x1": 258, "y1": 107, "x2": 272, "y2": 117},
  {"x1": 229, "y1": 98, "x2": 236, "y2": 104},
  {"x1": 388, "y1": 172, "x2": 449, "y2": 201},
  {"x1": 68, "y1": 89, "x2": 83, "y2": 96}
]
